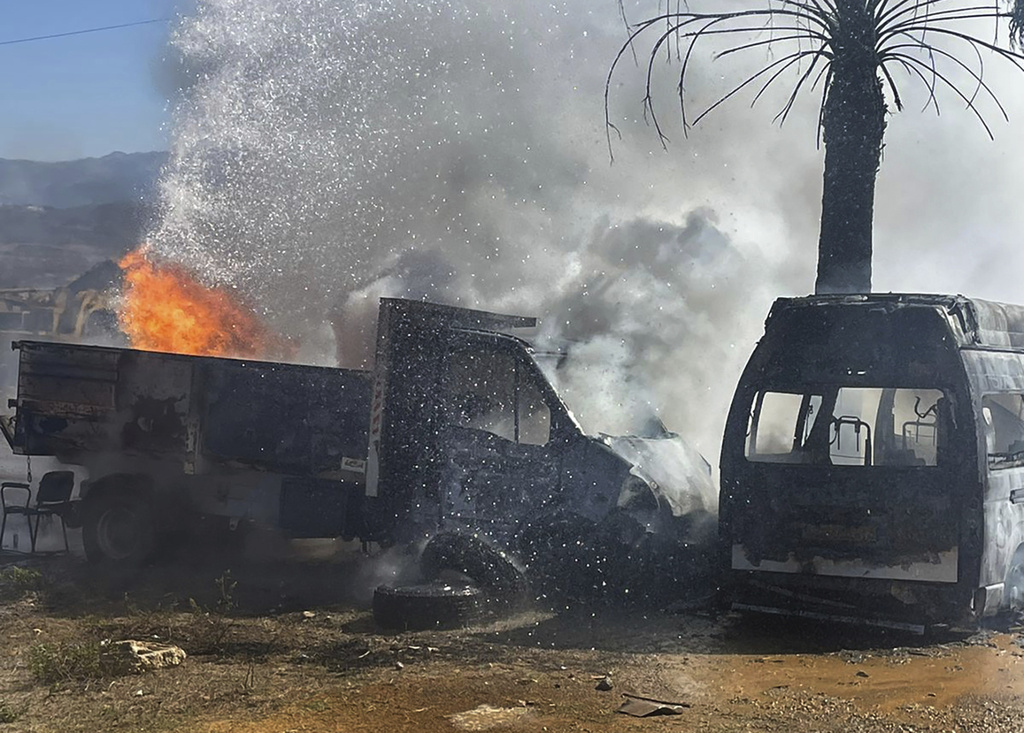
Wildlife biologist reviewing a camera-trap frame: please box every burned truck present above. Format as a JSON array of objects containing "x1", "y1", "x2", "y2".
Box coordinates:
[
  {"x1": 721, "y1": 293, "x2": 1024, "y2": 631},
  {"x1": 2, "y1": 298, "x2": 715, "y2": 606}
]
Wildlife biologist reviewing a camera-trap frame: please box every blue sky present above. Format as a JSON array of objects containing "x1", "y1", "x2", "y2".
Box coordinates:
[{"x1": 0, "y1": 0, "x2": 179, "y2": 160}]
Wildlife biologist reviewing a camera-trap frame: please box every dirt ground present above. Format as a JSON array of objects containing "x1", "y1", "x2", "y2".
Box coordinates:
[{"x1": 3, "y1": 549, "x2": 1024, "y2": 733}]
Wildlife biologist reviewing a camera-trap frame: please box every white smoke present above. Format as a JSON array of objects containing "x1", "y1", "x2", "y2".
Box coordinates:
[{"x1": 146, "y1": 0, "x2": 1024, "y2": 468}]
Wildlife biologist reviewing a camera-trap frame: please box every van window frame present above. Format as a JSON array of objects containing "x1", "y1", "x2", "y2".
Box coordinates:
[
  {"x1": 982, "y1": 392, "x2": 1024, "y2": 471},
  {"x1": 744, "y1": 383, "x2": 953, "y2": 468}
]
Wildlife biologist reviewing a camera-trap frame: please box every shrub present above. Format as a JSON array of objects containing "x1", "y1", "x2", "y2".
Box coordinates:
[
  {"x1": 0, "y1": 567, "x2": 43, "y2": 600},
  {"x1": 27, "y1": 641, "x2": 106, "y2": 684}
]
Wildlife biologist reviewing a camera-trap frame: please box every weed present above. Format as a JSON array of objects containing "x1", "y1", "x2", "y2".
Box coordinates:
[
  {"x1": 241, "y1": 659, "x2": 256, "y2": 695},
  {"x1": 122, "y1": 591, "x2": 141, "y2": 617},
  {"x1": 27, "y1": 641, "x2": 106, "y2": 685},
  {"x1": 303, "y1": 699, "x2": 330, "y2": 713},
  {"x1": 184, "y1": 598, "x2": 232, "y2": 654},
  {"x1": 214, "y1": 570, "x2": 237, "y2": 613},
  {"x1": 105, "y1": 592, "x2": 178, "y2": 642},
  {"x1": 178, "y1": 572, "x2": 240, "y2": 654},
  {"x1": 0, "y1": 699, "x2": 18, "y2": 724}
]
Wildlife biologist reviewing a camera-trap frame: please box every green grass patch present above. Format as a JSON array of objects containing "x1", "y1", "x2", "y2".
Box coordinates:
[{"x1": 0, "y1": 566, "x2": 43, "y2": 600}]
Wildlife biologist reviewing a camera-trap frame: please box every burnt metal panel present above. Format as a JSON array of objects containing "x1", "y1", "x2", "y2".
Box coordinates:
[
  {"x1": 279, "y1": 477, "x2": 361, "y2": 538},
  {"x1": 962, "y1": 349, "x2": 1024, "y2": 394},
  {"x1": 966, "y1": 299, "x2": 1024, "y2": 350},
  {"x1": 961, "y1": 349, "x2": 1024, "y2": 592},
  {"x1": 765, "y1": 293, "x2": 1024, "y2": 352},
  {"x1": 202, "y1": 360, "x2": 371, "y2": 474},
  {"x1": 13, "y1": 340, "x2": 122, "y2": 455},
  {"x1": 378, "y1": 297, "x2": 537, "y2": 332},
  {"x1": 729, "y1": 469, "x2": 958, "y2": 571},
  {"x1": 115, "y1": 349, "x2": 193, "y2": 456}
]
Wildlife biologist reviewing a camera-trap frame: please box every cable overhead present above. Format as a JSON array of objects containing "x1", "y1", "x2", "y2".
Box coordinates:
[{"x1": 0, "y1": 18, "x2": 171, "y2": 48}]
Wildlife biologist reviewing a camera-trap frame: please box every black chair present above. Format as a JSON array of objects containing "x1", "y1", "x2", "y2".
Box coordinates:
[{"x1": 1, "y1": 471, "x2": 75, "y2": 554}]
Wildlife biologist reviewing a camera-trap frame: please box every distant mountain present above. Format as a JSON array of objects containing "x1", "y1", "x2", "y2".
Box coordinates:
[
  {"x1": 0, "y1": 202, "x2": 154, "y2": 289},
  {"x1": 0, "y1": 151, "x2": 167, "y2": 209}
]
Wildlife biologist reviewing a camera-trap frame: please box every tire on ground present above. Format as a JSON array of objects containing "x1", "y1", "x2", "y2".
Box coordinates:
[
  {"x1": 373, "y1": 582, "x2": 484, "y2": 630},
  {"x1": 82, "y1": 488, "x2": 157, "y2": 573},
  {"x1": 420, "y1": 532, "x2": 528, "y2": 600}
]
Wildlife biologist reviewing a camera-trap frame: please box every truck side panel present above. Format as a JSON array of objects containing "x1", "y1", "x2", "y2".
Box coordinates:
[
  {"x1": 201, "y1": 359, "x2": 371, "y2": 475},
  {"x1": 10, "y1": 341, "x2": 372, "y2": 479}
]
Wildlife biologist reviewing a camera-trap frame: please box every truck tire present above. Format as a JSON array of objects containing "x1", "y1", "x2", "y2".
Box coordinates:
[
  {"x1": 420, "y1": 532, "x2": 529, "y2": 600},
  {"x1": 373, "y1": 582, "x2": 484, "y2": 630},
  {"x1": 82, "y1": 490, "x2": 156, "y2": 571},
  {"x1": 515, "y1": 511, "x2": 603, "y2": 604}
]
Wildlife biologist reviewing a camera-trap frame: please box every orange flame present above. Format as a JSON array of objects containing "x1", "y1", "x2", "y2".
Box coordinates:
[{"x1": 118, "y1": 246, "x2": 281, "y2": 359}]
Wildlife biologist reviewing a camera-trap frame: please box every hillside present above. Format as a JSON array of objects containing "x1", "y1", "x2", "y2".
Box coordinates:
[
  {"x1": 0, "y1": 152, "x2": 163, "y2": 289},
  {"x1": 0, "y1": 151, "x2": 165, "y2": 209}
]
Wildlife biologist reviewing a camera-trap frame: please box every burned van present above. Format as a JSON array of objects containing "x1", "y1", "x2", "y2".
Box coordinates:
[{"x1": 720, "y1": 294, "x2": 1024, "y2": 630}]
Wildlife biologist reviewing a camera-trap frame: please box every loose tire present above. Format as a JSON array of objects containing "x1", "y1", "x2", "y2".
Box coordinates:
[
  {"x1": 373, "y1": 582, "x2": 485, "y2": 630},
  {"x1": 82, "y1": 490, "x2": 156, "y2": 571},
  {"x1": 420, "y1": 532, "x2": 528, "y2": 600}
]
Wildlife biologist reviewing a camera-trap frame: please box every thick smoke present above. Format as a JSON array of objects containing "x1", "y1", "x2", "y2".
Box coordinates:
[
  {"x1": 145, "y1": 0, "x2": 804, "y2": 467},
  {"x1": 147, "y1": 0, "x2": 1024, "y2": 466}
]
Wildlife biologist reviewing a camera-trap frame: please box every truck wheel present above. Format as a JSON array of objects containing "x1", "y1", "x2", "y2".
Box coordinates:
[
  {"x1": 515, "y1": 512, "x2": 603, "y2": 604},
  {"x1": 82, "y1": 491, "x2": 156, "y2": 570},
  {"x1": 373, "y1": 583, "x2": 484, "y2": 630},
  {"x1": 420, "y1": 532, "x2": 528, "y2": 600}
]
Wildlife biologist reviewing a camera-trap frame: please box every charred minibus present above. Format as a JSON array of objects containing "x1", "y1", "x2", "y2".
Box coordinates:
[{"x1": 720, "y1": 294, "x2": 1024, "y2": 630}]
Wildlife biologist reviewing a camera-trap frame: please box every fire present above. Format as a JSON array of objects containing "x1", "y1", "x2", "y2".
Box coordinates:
[{"x1": 118, "y1": 246, "x2": 281, "y2": 359}]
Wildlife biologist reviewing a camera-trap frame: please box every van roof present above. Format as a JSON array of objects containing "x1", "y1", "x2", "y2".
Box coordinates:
[{"x1": 768, "y1": 293, "x2": 1024, "y2": 351}]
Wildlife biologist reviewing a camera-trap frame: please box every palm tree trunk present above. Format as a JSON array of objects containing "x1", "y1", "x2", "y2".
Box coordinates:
[{"x1": 815, "y1": 2, "x2": 886, "y2": 294}]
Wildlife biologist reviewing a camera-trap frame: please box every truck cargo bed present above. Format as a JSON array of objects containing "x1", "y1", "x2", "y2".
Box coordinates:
[{"x1": 5, "y1": 341, "x2": 372, "y2": 478}]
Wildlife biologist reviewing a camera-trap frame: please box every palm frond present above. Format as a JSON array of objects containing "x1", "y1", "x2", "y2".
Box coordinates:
[{"x1": 607, "y1": 0, "x2": 1024, "y2": 158}]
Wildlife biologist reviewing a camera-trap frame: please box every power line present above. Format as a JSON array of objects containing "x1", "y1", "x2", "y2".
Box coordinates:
[{"x1": 0, "y1": 18, "x2": 172, "y2": 48}]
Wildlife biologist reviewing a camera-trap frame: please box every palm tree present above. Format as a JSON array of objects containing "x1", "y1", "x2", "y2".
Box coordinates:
[{"x1": 608, "y1": 0, "x2": 1024, "y2": 293}]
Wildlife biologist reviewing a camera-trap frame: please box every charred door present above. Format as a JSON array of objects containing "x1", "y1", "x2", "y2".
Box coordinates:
[{"x1": 438, "y1": 339, "x2": 560, "y2": 539}]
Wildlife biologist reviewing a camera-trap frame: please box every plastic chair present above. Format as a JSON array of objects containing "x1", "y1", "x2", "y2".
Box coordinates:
[{"x1": 1, "y1": 471, "x2": 75, "y2": 554}]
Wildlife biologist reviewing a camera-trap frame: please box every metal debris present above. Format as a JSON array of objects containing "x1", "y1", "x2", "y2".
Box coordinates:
[{"x1": 616, "y1": 693, "x2": 689, "y2": 717}]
